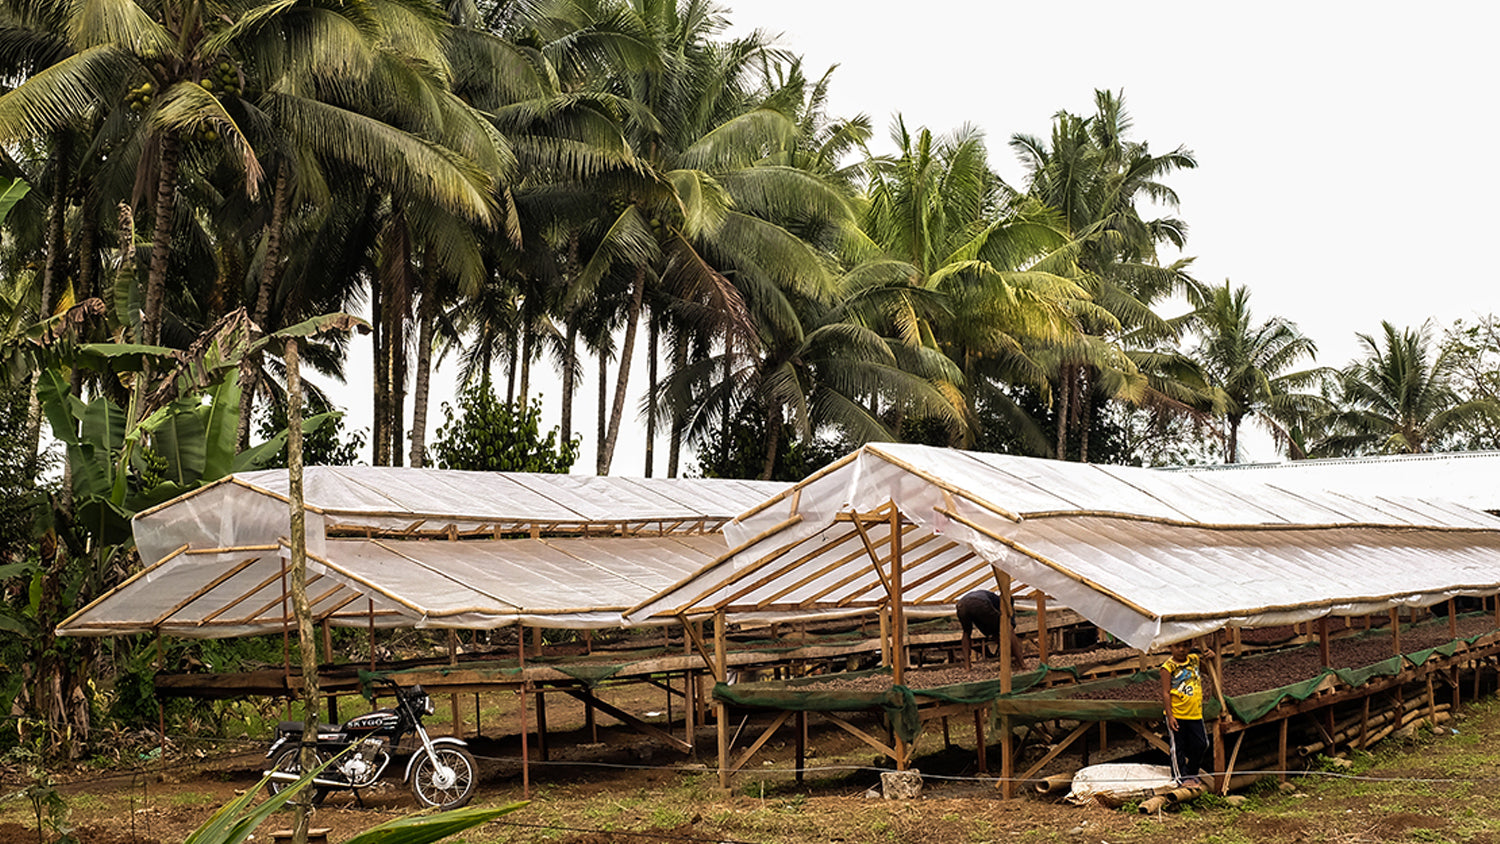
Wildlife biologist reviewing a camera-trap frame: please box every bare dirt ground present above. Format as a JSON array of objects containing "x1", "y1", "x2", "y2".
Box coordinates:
[{"x1": 10, "y1": 684, "x2": 1500, "y2": 844}]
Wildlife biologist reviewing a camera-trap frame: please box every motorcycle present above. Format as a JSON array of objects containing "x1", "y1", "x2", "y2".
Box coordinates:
[{"x1": 264, "y1": 680, "x2": 477, "y2": 810}]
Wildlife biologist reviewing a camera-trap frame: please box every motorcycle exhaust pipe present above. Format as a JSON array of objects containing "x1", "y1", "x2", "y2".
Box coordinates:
[{"x1": 265, "y1": 770, "x2": 346, "y2": 788}]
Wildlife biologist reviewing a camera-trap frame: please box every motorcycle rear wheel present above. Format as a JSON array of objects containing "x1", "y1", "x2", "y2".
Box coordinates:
[
  {"x1": 410, "y1": 746, "x2": 477, "y2": 810},
  {"x1": 266, "y1": 746, "x2": 332, "y2": 805}
]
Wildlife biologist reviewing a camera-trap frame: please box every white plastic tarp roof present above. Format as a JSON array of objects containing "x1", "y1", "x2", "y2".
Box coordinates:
[
  {"x1": 58, "y1": 534, "x2": 735, "y2": 637},
  {"x1": 1172, "y1": 451, "x2": 1500, "y2": 514},
  {"x1": 626, "y1": 444, "x2": 1500, "y2": 650},
  {"x1": 132, "y1": 467, "x2": 789, "y2": 569}
]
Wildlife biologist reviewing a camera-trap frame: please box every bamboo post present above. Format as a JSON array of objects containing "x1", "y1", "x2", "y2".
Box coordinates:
[
  {"x1": 1449, "y1": 599, "x2": 1458, "y2": 640},
  {"x1": 794, "y1": 711, "x2": 806, "y2": 784},
  {"x1": 684, "y1": 623, "x2": 696, "y2": 749},
  {"x1": 1359, "y1": 695, "x2": 1371, "y2": 748},
  {"x1": 1390, "y1": 608, "x2": 1402, "y2": 656},
  {"x1": 535, "y1": 687, "x2": 548, "y2": 761},
  {"x1": 998, "y1": 570, "x2": 1013, "y2": 798},
  {"x1": 518, "y1": 625, "x2": 530, "y2": 799},
  {"x1": 448, "y1": 630, "x2": 461, "y2": 738},
  {"x1": 889, "y1": 508, "x2": 908, "y2": 770},
  {"x1": 321, "y1": 620, "x2": 338, "y2": 724},
  {"x1": 974, "y1": 707, "x2": 988, "y2": 774},
  {"x1": 1318, "y1": 617, "x2": 1331, "y2": 668},
  {"x1": 715, "y1": 611, "x2": 730, "y2": 791},
  {"x1": 879, "y1": 605, "x2": 892, "y2": 668},
  {"x1": 1426, "y1": 674, "x2": 1438, "y2": 728},
  {"x1": 1034, "y1": 592, "x2": 1049, "y2": 666},
  {"x1": 1278, "y1": 718, "x2": 1289, "y2": 783}
]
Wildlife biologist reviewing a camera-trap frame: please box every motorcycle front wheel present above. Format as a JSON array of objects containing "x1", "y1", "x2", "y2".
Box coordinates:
[
  {"x1": 409, "y1": 746, "x2": 477, "y2": 810},
  {"x1": 266, "y1": 746, "x2": 332, "y2": 805}
]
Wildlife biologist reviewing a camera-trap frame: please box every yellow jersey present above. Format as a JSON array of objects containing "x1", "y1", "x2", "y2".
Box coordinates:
[{"x1": 1162, "y1": 653, "x2": 1204, "y2": 721}]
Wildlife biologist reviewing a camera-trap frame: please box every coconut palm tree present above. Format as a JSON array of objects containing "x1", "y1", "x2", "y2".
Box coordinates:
[
  {"x1": 1011, "y1": 89, "x2": 1203, "y2": 460},
  {"x1": 858, "y1": 118, "x2": 1095, "y2": 449},
  {"x1": 1187, "y1": 281, "x2": 1328, "y2": 462},
  {"x1": 1312, "y1": 321, "x2": 1499, "y2": 456}
]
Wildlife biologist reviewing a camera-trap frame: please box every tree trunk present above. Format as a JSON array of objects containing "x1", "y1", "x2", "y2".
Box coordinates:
[
  {"x1": 595, "y1": 346, "x2": 608, "y2": 474},
  {"x1": 39, "y1": 133, "x2": 70, "y2": 319},
  {"x1": 409, "y1": 267, "x2": 436, "y2": 468},
  {"x1": 285, "y1": 337, "x2": 321, "y2": 844},
  {"x1": 1227, "y1": 415, "x2": 1241, "y2": 464},
  {"x1": 721, "y1": 332, "x2": 733, "y2": 469},
  {"x1": 1054, "y1": 365, "x2": 1071, "y2": 461},
  {"x1": 561, "y1": 322, "x2": 577, "y2": 443},
  {"x1": 518, "y1": 321, "x2": 532, "y2": 405},
  {"x1": 667, "y1": 332, "x2": 686, "y2": 478},
  {"x1": 237, "y1": 162, "x2": 292, "y2": 450},
  {"x1": 645, "y1": 311, "x2": 657, "y2": 477},
  {"x1": 388, "y1": 267, "x2": 407, "y2": 467},
  {"x1": 371, "y1": 267, "x2": 388, "y2": 465},
  {"x1": 1078, "y1": 368, "x2": 1092, "y2": 464},
  {"x1": 759, "y1": 402, "x2": 780, "y2": 480},
  {"x1": 600, "y1": 267, "x2": 646, "y2": 476},
  {"x1": 142, "y1": 133, "x2": 182, "y2": 349}
]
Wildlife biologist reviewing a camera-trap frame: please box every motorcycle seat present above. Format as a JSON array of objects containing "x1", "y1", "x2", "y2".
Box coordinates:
[{"x1": 278, "y1": 720, "x2": 340, "y2": 734}]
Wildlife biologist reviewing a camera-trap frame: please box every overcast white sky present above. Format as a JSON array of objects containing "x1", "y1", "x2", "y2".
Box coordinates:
[{"x1": 324, "y1": 1, "x2": 1500, "y2": 471}]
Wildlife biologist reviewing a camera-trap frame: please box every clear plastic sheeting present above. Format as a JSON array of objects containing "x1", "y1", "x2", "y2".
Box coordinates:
[
  {"x1": 1173, "y1": 451, "x2": 1500, "y2": 515},
  {"x1": 62, "y1": 469, "x2": 792, "y2": 639},
  {"x1": 627, "y1": 444, "x2": 1500, "y2": 650},
  {"x1": 58, "y1": 534, "x2": 734, "y2": 637},
  {"x1": 132, "y1": 468, "x2": 788, "y2": 568}
]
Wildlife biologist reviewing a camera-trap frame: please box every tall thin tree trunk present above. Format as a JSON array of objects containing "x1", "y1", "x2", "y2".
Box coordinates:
[
  {"x1": 285, "y1": 337, "x2": 320, "y2": 844},
  {"x1": 721, "y1": 332, "x2": 733, "y2": 470},
  {"x1": 39, "y1": 133, "x2": 70, "y2": 319},
  {"x1": 238, "y1": 162, "x2": 292, "y2": 450},
  {"x1": 390, "y1": 293, "x2": 407, "y2": 467},
  {"x1": 142, "y1": 134, "x2": 182, "y2": 349},
  {"x1": 759, "y1": 402, "x2": 780, "y2": 480},
  {"x1": 1078, "y1": 368, "x2": 1092, "y2": 464},
  {"x1": 1227, "y1": 416, "x2": 1240, "y2": 463},
  {"x1": 596, "y1": 349, "x2": 608, "y2": 474},
  {"x1": 409, "y1": 267, "x2": 436, "y2": 468},
  {"x1": 518, "y1": 322, "x2": 532, "y2": 405},
  {"x1": 505, "y1": 345, "x2": 517, "y2": 406},
  {"x1": 561, "y1": 322, "x2": 577, "y2": 443},
  {"x1": 1054, "y1": 365, "x2": 1070, "y2": 461},
  {"x1": 645, "y1": 311, "x2": 657, "y2": 477},
  {"x1": 667, "y1": 332, "x2": 686, "y2": 478},
  {"x1": 600, "y1": 267, "x2": 646, "y2": 476},
  {"x1": 371, "y1": 269, "x2": 388, "y2": 465}
]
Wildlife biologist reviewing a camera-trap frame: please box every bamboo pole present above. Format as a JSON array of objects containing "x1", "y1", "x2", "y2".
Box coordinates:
[
  {"x1": 998, "y1": 570, "x2": 1013, "y2": 798},
  {"x1": 889, "y1": 508, "x2": 907, "y2": 770},
  {"x1": 715, "y1": 611, "x2": 730, "y2": 791},
  {"x1": 1390, "y1": 608, "x2": 1402, "y2": 655},
  {"x1": 518, "y1": 626, "x2": 530, "y2": 799},
  {"x1": 1035, "y1": 592, "x2": 1049, "y2": 666}
]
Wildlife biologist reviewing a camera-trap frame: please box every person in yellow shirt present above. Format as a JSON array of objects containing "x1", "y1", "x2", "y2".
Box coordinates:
[{"x1": 1160, "y1": 639, "x2": 1216, "y2": 787}]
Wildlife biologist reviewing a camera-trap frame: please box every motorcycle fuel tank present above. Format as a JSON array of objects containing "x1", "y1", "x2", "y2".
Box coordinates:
[{"x1": 344, "y1": 710, "x2": 400, "y2": 733}]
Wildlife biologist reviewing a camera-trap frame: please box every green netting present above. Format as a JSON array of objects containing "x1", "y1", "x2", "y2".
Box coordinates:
[
  {"x1": 1406, "y1": 641, "x2": 1460, "y2": 666},
  {"x1": 713, "y1": 676, "x2": 922, "y2": 740},
  {"x1": 1225, "y1": 671, "x2": 1331, "y2": 723},
  {"x1": 1332, "y1": 656, "x2": 1404, "y2": 688}
]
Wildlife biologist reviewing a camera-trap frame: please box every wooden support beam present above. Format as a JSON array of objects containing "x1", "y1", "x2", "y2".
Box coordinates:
[
  {"x1": 820, "y1": 711, "x2": 899, "y2": 759},
  {"x1": 715, "y1": 611, "x2": 730, "y2": 790},
  {"x1": 1122, "y1": 720, "x2": 1173, "y2": 756},
  {"x1": 727, "y1": 711, "x2": 794, "y2": 775},
  {"x1": 1016, "y1": 719, "x2": 1092, "y2": 786},
  {"x1": 561, "y1": 688, "x2": 692, "y2": 753}
]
